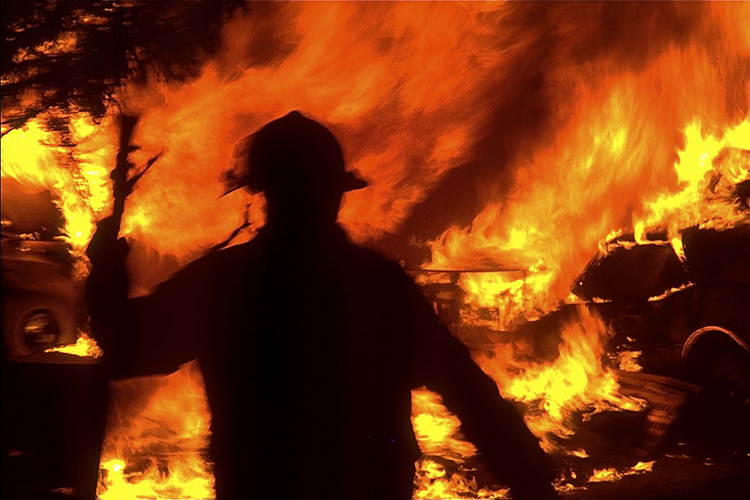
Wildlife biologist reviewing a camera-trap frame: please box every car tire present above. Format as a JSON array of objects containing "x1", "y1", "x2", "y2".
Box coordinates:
[{"x1": 2, "y1": 295, "x2": 78, "y2": 358}]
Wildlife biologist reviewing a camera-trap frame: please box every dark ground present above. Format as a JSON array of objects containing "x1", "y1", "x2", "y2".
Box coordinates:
[
  {"x1": 554, "y1": 403, "x2": 750, "y2": 500},
  {"x1": 565, "y1": 453, "x2": 750, "y2": 500}
]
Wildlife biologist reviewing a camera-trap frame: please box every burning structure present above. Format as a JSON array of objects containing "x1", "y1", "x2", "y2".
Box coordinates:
[{"x1": 2, "y1": 2, "x2": 749, "y2": 499}]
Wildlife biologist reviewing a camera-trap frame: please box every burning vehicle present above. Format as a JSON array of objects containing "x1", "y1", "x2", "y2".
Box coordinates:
[
  {"x1": 415, "y1": 222, "x2": 750, "y2": 454},
  {"x1": 1, "y1": 178, "x2": 101, "y2": 360},
  {"x1": 2, "y1": 233, "x2": 81, "y2": 360},
  {"x1": 1, "y1": 180, "x2": 105, "y2": 500},
  {"x1": 1, "y1": 232, "x2": 80, "y2": 358},
  {"x1": 577, "y1": 225, "x2": 750, "y2": 387}
]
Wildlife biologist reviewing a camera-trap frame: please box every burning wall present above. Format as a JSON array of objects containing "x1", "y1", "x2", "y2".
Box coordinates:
[{"x1": 2, "y1": 2, "x2": 749, "y2": 499}]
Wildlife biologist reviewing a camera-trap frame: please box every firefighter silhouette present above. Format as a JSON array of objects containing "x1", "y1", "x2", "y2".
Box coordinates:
[{"x1": 87, "y1": 111, "x2": 556, "y2": 499}]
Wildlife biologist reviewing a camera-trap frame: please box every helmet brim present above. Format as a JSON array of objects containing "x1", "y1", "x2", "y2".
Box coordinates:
[
  {"x1": 341, "y1": 171, "x2": 368, "y2": 192},
  {"x1": 221, "y1": 170, "x2": 368, "y2": 197}
]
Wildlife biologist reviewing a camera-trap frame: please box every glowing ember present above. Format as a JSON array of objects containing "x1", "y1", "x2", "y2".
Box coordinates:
[{"x1": 647, "y1": 283, "x2": 695, "y2": 302}]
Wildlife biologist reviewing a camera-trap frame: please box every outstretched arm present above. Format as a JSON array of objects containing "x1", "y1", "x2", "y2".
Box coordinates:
[{"x1": 407, "y1": 276, "x2": 557, "y2": 499}]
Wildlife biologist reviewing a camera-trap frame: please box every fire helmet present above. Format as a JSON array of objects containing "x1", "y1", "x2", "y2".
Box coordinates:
[{"x1": 222, "y1": 111, "x2": 368, "y2": 195}]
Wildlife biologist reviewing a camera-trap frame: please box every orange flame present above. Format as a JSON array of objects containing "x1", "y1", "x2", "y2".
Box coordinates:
[
  {"x1": 109, "y1": 1, "x2": 570, "y2": 259},
  {"x1": 421, "y1": 3, "x2": 748, "y2": 474},
  {"x1": 97, "y1": 361, "x2": 214, "y2": 500}
]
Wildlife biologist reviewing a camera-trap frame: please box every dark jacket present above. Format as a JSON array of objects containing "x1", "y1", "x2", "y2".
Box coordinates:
[{"x1": 88, "y1": 223, "x2": 555, "y2": 499}]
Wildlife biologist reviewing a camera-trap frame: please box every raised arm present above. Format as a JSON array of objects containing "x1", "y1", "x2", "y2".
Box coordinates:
[{"x1": 86, "y1": 217, "x2": 198, "y2": 378}]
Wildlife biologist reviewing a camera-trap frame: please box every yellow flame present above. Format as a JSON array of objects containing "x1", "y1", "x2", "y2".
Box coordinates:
[
  {"x1": 45, "y1": 332, "x2": 103, "y2": 358},
  {"x1": 0, "y1": 113, "x2": 116, "y2": 255},
  {"x1": 412, "y1": 389, "x2": 477, "y2": 460},
  {"x1": 631, "y1": 461, "x2": 655, "y2": 473},
  {"x1": 97, "y1": 361, "x2": 214, "y2": 500},
  {"x1": 589, "y1": 467, "x2": 621, "y2": 483},
  {"x1": 99, "y1": 454, "x2": 213, "y2": 500},
  {"x1": 412, "y1": 457, "x2": 510, "y2": 499},
  {"x1": 589, "y1": 460, "x2": 656, "y2": 483},
  {"x1": 617, "y1": 351, "x2": 643, "y2": 373},
  {"x1": 482, "y1": 308, "x2": 645, "y2": 453},
  {"x1": 635, "y1": 120, "x2": 750, "y2": 245},
  {"x1": 410, "y1": 308, "x2": 646, "y2": 497}
]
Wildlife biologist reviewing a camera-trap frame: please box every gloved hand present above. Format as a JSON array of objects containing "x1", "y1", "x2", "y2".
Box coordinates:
[{"x1": 86, "y1": 216, "x2": 129, "y2": 268}]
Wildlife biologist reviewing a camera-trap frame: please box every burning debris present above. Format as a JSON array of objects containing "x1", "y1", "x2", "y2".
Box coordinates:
[{"x1": 2, "y1": 1, "x2": 749, "y2": 499}]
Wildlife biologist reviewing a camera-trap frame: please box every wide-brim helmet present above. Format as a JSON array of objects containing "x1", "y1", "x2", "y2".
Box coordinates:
[{"x1": 221, "y1": 111, "x2": 368, "y2": 196}]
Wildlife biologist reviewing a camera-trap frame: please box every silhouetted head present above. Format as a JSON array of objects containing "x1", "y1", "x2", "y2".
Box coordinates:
[{"x1": 223, "y1": 111, "x2": 367, "y2": 230}]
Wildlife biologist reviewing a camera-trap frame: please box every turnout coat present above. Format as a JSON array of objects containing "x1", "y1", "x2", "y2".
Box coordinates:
[{"x1": 87, "y1": 223, "x2": 555, "y2": 500}]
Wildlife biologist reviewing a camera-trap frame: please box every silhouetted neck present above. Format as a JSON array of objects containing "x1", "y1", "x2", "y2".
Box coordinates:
[{"x1": 261, "y1": 220, "x2": 348, "y2": 247}]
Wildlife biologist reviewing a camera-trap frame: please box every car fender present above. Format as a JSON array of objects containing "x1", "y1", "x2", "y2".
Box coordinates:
[{"x1": 682, "y1": 326, "x2": 750, "y2": 361}]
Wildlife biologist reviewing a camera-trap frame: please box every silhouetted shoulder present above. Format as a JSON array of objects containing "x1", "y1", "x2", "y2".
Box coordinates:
[
  {"x1": 151, "y1": 237, "x2": 265, "y2": 297},
  {"x1": 341, "y1": 243, "x2": 418, "y2": 289},
  {"x1": 349, "y1": 244, "x2": 401, "y2": 269}
]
